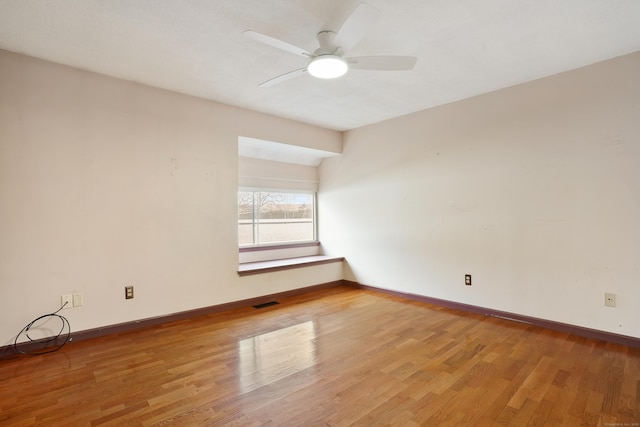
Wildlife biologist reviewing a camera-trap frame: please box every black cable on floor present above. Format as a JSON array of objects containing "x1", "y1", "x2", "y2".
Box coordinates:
[{"x1": 14, "y1": 302, "x2": 71, "y2": 355}]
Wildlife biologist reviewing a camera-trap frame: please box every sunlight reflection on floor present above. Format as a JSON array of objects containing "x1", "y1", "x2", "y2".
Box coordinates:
[{"x1": 238, "y1": 321, "x2": 317, "y2": 393}]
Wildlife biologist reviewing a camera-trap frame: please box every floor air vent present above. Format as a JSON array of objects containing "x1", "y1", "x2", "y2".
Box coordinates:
[{"x1": 253, "y1": 301, "x2": 280, "y2": 309}]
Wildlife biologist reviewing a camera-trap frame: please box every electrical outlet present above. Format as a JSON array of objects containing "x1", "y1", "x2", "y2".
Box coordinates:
[
  {"x1": 125, "y1": 286, "x2": 134, "y2": 299},
  {"x1": 604, "y1": 293, "x2": 616, "y2": 307},
  {"x1": 465, "y1": 274, "x2": 472, "y2": 286},
  {"x1": 61, "y1": 294, "x2": 73, "y2": 309}
]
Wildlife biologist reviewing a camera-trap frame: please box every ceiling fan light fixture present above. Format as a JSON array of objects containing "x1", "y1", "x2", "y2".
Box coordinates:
[{"x1": 308, "y1": 55, "x2": 348, "y2": 79}]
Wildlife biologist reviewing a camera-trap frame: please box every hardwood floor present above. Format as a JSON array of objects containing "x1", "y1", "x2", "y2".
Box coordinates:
[{"x1": 1, "y1": 285, "x2": 639, "y2": 426}]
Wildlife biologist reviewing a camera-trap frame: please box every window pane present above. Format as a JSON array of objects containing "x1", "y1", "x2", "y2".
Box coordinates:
[
  {"x1": 238, "y1": 191, "x2": 315, "y2": 246},
  {"x1": 238, "y1": 191, "x2": 254, "y2": 246},
  {"x1": 257, "y1": 192, "x2": 314, "y2": 244}
]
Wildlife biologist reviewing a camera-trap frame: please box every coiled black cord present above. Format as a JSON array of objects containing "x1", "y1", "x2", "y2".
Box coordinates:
[{"x1": 14, "y1": 302, "x2": 71, "y2": 355}]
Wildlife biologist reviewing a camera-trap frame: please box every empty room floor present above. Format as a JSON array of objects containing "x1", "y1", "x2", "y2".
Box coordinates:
[{"x1": 1, "y1": 285, "x2": 639, "y2": 426}]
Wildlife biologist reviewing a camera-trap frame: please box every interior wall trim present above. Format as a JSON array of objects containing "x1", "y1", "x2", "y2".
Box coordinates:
[
  {"x1": 0, "y1": 280, "x2": 343, "y2": 360},
  {"x1": 344, "y1": 280, "x2": 640, "y2": 349},
  {"x1": 5, "y1": 279, "x2": 637, "y2": 360}
]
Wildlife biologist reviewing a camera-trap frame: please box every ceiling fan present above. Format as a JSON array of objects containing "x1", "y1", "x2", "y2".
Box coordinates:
[{"x1": 244, "y1": 2, "x2": 417, "y2": 87}]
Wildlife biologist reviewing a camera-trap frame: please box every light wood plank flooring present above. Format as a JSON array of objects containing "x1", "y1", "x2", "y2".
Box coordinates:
[{"x1": 1, "y1": 285, "x2": 639, "y2": 426}]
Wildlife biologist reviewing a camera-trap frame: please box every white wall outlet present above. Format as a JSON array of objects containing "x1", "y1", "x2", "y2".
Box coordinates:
[
  {"x1": 73, "y1": 293, "x2": 83, "y2": 307},
  {"x1": 61, "y1": 294, "x2": 73, "y2": 309},
  {"x1": 604, "y1": 293, "x2": 616, "y2": 307}
]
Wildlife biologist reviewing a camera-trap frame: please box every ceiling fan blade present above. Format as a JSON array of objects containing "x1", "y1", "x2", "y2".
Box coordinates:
[
  {"x1": 259, "y1": 68, "x2": 307, "y2": 87},
  {"x1": 334, "y1": 3, "x2": 379, "y2": 52},
  {"x1": 347, "y1": 56, "x2": 417, "y2": 70},
  {"x1": 243, "y1": 30, "x2": 313, "y2": 58}
]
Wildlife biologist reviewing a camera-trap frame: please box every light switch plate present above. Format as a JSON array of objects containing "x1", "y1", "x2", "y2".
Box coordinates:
[{"x1": 73, "y1": 293, "x2": 83, "y2": 307}]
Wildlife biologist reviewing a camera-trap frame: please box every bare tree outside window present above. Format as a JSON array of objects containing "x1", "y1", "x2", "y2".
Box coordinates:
[{"x1": 238, "y1": 191, "x2": 315, "y2": 246}]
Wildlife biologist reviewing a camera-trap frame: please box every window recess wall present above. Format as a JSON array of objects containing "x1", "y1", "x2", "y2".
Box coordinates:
[{"x1": 238, "y1": 137, "x2": 338, "y2": 263}]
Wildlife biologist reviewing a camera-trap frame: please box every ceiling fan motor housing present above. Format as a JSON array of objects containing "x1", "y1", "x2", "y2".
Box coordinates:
[{"x1": 315, "y1": 30, "x2": 340, "y2": 55}]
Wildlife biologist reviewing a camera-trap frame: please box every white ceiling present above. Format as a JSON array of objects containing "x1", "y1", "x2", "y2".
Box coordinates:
[{"x1": 1, "y1": 0, "x2": 639, "y2": 132}]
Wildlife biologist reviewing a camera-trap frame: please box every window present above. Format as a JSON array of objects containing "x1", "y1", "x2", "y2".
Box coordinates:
[{"x1": 238, "y1": 190, "x2": 316, "y2": 247}]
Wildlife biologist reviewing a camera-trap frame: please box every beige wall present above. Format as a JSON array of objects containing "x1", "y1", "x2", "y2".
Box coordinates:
[
  {"x1": 0, "y1": 49, "x2": 341, "y2": 344},
  {"x1": 320, "y1": 52, "x2": 640, "y2": 338},
  {"x1": 2, "y1": 46, "x2": 639, "y2": 345}
]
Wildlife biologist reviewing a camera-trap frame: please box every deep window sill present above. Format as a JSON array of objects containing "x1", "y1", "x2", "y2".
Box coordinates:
[{"x1": 237, "y1": 255, "x2": 344, "y2": 277}]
